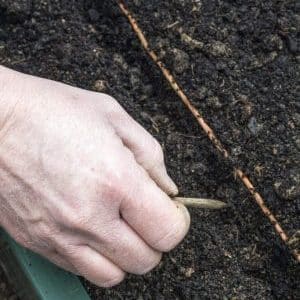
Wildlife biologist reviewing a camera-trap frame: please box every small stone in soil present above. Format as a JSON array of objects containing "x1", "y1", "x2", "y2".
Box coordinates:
[
  {"x1": 247, "y1": 117, "x2": 262, "y2": 135},
  {"x1": 113, "y1": 53, "x2": 128, "y2": 70},
  {"x1": 184, "y1": 267, "x2": 195, "y2": 278},
  {"x1": 206, "y1": 41, "x2": 232, "y2": 58},
  {"x1": 207, "y1": 96, "x2": 222, "y2": 109},
  {"x1": 274, "y1": 169, "x2": 300, "y2": 200},
  {"x1": 93, "y1": 80, "x2": 107, "y2": 92},
  {"x1": 197, "y1": 86, "x2": 208, "y2": 100},
  {"x1": 172, "y1": 48, "x2": 190, "y2": 74},
  {"x1": 191, "y1": 162, "x2": 208, "y2": 176}
]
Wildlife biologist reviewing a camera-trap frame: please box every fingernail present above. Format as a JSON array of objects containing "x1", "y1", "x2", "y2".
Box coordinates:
[
  {"x1": 176, "y1": 202, "x2": 191, "y2": 230},
  {"x1": 167, "y1": 176, "x2": 179, "y2": 196}
]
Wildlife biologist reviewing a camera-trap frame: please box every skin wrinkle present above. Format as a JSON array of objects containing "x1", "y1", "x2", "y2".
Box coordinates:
[
  {"x1": 0, "y1": 194, "x2": 19, "y2": 230},
  {"x1": 0, "y1": 154, "x2": 43, "y2": 218},
  {"x1": 0, "y1": 191, "x2": 28, "y2": 247},
  {"x1": 151, "y1": 211, "x2": 188, "y2": 251},
  {"x1": 66, "y1": 245, "x2": 125, "y2": 287},
  {"x1": 88, "y1": 225, "x2": 159, "y2": 275},
  {"x1": 0, "y1": 147, "x2": 73, "y2": 248},
  {"x1": 0, "y1": 103, "x2": 19, "y2": 144}
]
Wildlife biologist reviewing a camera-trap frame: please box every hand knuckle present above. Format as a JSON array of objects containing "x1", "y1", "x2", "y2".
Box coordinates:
[
  {"x1": 100, "y1": 168, "x2": 128, "y2": 204},
  {"x1": 18, "y1": 225, "x2": 55, "y2": 252},
  {"x1": 64, "y1": 211, "x2": 91, "y2": 231},
  {"x1": 55, "y1": 200, "x2": 93, "y2": 232},
  {"x1": 104, "y1": 96, "x2": 122, "y2": 114},
  {"x1": 58, "y1": 243, "x2": 78, "y2": 258}
]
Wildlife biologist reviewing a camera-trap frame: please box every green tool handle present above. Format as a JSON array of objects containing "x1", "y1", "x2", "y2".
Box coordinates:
[{"x1": 0, "y1": 229, "x2": 90, "y2": 300}]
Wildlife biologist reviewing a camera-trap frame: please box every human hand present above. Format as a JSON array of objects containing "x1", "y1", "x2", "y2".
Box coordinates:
[{"x1": 0, "y1": 66, "x2": 190, "y2": 287}]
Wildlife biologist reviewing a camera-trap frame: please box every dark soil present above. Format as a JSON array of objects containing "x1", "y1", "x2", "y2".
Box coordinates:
[
  {"x1": 0, "y1": 0, "x2": 299, "y2": 299},
  {"x1": 0, "y1": 268, "x2": 15, "y2": 300}
]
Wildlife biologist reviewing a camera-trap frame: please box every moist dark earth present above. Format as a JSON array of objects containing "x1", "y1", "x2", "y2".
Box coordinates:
[{"x1": 0, "y1": 0, "x2": 299, "y2": 299}]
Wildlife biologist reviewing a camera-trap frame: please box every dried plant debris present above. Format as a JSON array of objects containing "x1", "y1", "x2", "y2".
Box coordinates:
[{"x1": 173, "y1": 197, "x2": 227, "y2": 209}]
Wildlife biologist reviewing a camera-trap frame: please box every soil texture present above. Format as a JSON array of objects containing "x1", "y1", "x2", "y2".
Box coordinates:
[{"x1": 0, "y1": 0, "x2": 299, "y2": 299}]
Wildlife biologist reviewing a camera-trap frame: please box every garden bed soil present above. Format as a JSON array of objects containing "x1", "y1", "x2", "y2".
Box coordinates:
[
  {"x1": 0, "y1": 0, "x2": 299, "y2": 299},
  {"x1": 0, "y1": 268, "x2": 15, "y2": 300}
]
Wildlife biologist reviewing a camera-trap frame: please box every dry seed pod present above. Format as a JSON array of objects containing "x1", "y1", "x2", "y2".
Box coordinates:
[{"x1": 173, "y1": 197, "x2": 227, "y2": 210}]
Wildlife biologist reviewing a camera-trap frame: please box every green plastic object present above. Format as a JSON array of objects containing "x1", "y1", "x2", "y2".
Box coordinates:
[{"x1": 0, "y1": 229, "x2": 91, "y2": 300}]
